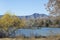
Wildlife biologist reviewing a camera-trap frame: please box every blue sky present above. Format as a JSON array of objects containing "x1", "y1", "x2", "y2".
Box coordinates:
[{"x1": 0, "y1": 0, "x2": 48, "y2": 16}]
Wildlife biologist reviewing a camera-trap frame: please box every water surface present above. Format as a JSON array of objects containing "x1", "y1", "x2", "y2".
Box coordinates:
[{"x1": 15, "y1": 28, "x2": 60, "y2": 37}]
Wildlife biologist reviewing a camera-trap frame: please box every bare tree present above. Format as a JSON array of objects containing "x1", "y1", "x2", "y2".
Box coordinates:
[{"x1": 46, "y1": 0, "x2": 60, "y2": 16}]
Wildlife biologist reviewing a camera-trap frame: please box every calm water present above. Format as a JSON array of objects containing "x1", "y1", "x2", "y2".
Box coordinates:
[{"x1": 15, "y1": 28, "x2": 60, "y2": 37}]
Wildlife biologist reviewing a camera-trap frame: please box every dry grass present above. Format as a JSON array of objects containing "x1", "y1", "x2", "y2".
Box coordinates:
[
  {"x1": 0, "y1": 37, "x2": 60, "y2": 40},
  {"x1": 0, "y1": 38, "x2": 46, "y2": 40},
  {"x1": 0, "y1": 35, "x2": 60, "y2": 40}
]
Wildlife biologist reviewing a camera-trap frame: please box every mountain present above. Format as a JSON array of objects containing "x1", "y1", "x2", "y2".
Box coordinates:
[{"x1": 18, "y1": 13, "x2": 48, "y2": 19}]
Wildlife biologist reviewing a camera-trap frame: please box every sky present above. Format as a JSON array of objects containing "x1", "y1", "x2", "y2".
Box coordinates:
[{"x1": 0, "y1": 0, "x2": 49, "y2": 16}]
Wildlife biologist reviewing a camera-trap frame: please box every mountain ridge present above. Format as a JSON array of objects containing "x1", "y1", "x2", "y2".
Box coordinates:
[{"x1": 18, "y1": 13, "x2": 49, "y2": 19}]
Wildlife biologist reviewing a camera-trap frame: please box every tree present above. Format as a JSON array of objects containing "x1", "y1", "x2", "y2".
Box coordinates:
[
  {"x1": 0, "y1": 12, "x2": 25, "y2": 37},
  {"x1": 38, "y1": 19, "x2": 44, "y2": 27},
  {"x1": 46, "y1": 0, "x2": 60, "y2": 27},
  {"x1": 46, "y1": 0, "x2": 60, "y2": 16}
]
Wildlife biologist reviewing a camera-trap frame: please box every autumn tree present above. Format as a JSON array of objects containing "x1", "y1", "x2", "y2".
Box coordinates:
[{"x1": 0, "y1": 12, "x2": 25, "y2": 37}]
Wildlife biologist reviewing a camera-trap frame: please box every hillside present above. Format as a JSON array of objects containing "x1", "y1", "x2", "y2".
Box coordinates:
[{"x1": 18, "y1": 13, "x2": 48, "y2": 19}]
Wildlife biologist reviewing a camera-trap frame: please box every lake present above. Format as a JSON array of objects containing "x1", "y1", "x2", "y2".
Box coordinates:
[{"x1": 15, "y1": 28, "x2": 60, "y2": 37}]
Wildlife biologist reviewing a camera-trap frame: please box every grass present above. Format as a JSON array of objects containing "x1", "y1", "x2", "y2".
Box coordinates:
[
  {"x1": 0, "y1": 35, "x2": 60, "y2": 40},
  {"x1": 0, "y1": 38, "x2": 46, "y2": 40},
  {"x1": 0, "y1": 37, "x2": 60, "y2": 40}
]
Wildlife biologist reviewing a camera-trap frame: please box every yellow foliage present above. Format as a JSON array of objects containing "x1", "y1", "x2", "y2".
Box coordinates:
[{"x1": 0, "y1": 12, "x2": 25, "y2": 31}]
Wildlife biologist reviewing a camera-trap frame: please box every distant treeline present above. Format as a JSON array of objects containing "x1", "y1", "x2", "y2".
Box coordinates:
[{"x1": 24, "y1": 16, "x2": 60, "y2": 28}]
